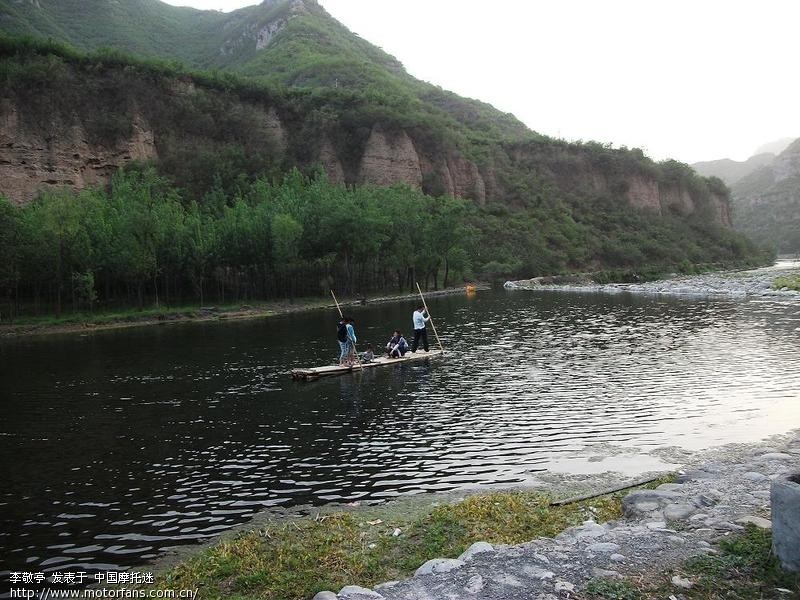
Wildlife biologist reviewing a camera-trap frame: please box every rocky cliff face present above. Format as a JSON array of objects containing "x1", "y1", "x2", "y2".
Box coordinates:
[
  {"x1": 0, "y1": 100, "x2": 157, "y2": 205},
  {"x1": 358, "y1": 127, "x2": 422, "y2": 188},
  {"x1": 0, "y1": 86, "x2": 731, "y2": 228},
  {"x1": 532, "y1": 150, "x2": 732, "y2": 226}
]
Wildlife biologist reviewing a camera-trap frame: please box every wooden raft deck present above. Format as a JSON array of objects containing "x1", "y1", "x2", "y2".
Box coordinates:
[{"x1": 290, "y1": 349, "x2": 444, "y2": 381}]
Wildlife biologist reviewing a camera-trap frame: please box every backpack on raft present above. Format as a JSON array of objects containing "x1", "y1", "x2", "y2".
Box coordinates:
[{"x1": 337, "y1": 321, "x2": 348, "y2": 342}]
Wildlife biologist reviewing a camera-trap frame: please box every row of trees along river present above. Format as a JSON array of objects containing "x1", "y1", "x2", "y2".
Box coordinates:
[{"x1": 0, "y1": 166, "x2": 764, "y2": 319}]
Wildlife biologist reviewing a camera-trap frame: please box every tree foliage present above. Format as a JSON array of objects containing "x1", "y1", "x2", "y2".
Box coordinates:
[{"x1": 0, "y1": 165, "x2": 769, "y2": 320}]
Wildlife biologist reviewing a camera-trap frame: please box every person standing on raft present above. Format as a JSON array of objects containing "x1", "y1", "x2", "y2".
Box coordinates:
[
  {"x1": 411, "y1": 304, "x2": 430, "y2": 353},
  {"x1": 337, "y1": 317, "x2": 358, "y2": 365},
  {"x1": 345, "y1": 318, "x2": 357, "y2": 365}
]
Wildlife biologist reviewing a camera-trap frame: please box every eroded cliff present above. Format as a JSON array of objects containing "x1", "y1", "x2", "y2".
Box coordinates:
[{"x1": 0, "y1": 63, "x2": 731, "y2": 229}]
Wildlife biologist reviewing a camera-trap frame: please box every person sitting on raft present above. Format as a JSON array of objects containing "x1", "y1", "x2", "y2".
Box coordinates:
[
  {"x1": 360, "y1": 344, "x2": 375, "y2": 363},
  {"x1": 386, "y1": 330, "x2": 408, "y2": 358}
]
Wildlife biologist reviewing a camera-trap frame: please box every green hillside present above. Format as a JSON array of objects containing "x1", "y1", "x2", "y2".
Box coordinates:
[
  {"x1": 0, "y1": 0, "x2": 529, "y2": 142},
  {"x1": 0, "y1": 2, "x2": 773, "y2": 317},
  {"x1": 0, "y1": 0, "x2": 233, "y2": 64}
]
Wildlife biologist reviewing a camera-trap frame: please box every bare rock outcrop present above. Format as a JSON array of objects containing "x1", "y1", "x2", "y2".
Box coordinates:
[
  {"x1": 709, "y1": 192, "x2": 732, "y2": 227},
  {"x1": 444, "y1": 155, "x2": 486, "y2": 205},
  {"x1": 659, "y1": 183, "x2": 696, "y2": 217},
  {"x1": 259, "y1": 107, "x2": 287, "y2": 155},
  {"x1": 0, "y1": 101, "x2": 157, "y2": 205},
  {"x1": 318, "y1": 137, "x2": 345, "y2": 183},
  {"x1": 624, "y1": 174, "x2": 661, "y2": 213},
  {"x1": 358, "y1": 126, "x2": 422, "y2": 188}
]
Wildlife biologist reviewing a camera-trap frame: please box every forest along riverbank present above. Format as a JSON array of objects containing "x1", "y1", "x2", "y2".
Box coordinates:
[
  {"x1": 0, "y1": 285, "x2": 484, "y2": 338},
  {"x1": 137, "y1": 431, "x2": 800, "y2": 600},
  {"x1": 504, "y1": 259, "x2": 800, "y2": 299}
]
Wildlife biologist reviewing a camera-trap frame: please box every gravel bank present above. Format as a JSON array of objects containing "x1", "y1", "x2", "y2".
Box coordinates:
[
  {"x1": 319, "y1": 431, "x2": 800, "y2": 600},
  {"x1": 504, "y1": 261, "x2": 800, "y2": 300}
]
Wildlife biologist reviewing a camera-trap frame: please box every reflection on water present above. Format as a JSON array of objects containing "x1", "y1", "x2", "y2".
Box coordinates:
[{"x1": 1, "y1": 287, "x2": 799, "y2": 576}]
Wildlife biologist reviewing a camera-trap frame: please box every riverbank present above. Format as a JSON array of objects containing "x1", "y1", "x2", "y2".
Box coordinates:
[
  {"x1": 136, "y1": 432, "x2": 800, "y2": 600},
  {"x1": 0, "y1": 285, "x2": 485, "y2": 338},
  {"x1": 504, "y1": 260, "x2": 800, "y2": 300}
]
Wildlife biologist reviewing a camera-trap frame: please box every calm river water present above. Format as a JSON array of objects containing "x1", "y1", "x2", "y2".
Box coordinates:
[{"x1": 2, "y1": 281, "x2": 799, "y2": 577}]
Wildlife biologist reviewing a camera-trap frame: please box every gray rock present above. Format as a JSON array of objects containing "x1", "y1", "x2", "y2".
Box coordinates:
[
  {"x1": 521, "y1": 565, "x2": 555, "y2": 580},
  {"x1": 557, "y1": 522, "x2": 606, "y2": 542},
  {"x1": 373, "y1": 581, "x2": 398, "y2": 592},
  {"x1": 691, "y1": 494, "x2": 719, "y2": 508},
  {"x1": 554, "y1": 580, "x2": 575, "y2": 593},
  {"x1": 338, "y1": 586, "x2": 383, "y2": 599},
  {"x1": 759, "y1": 452, "x2": 794, "y2": 461},
  {"x1": 772, "y1": 472, "x2": 800, "y2": 571},
  {"x1": 458, "y1": 541, "x2": 494, "y2": 562},
  {"x1": 735, "y1": 515, "x2": 772, "y2": 529},
  {"x1": 592, "y1": 567, "x2": 620, "y2": 578},
  {"x1": 414, "y1": 558, "x2": 465, "y2": 576},
  {"x1": 712, "y1": 521, "x2": 745, "y2": 531},
  {"x1": 533, "y1": 553, "x2": 550, "y2": 564},
  {"x1": 491, "y1": 573, "x2": 523, "y2": 587},
  {"x1": 664, "y1": 503, "x2": 697, "y2": 520},
  {"x1": 610, "y1": 553, "x2": 626, "y2": 562},
  {"x1": 656, "y1": 483, "x2": 684, "y2": 491},
  {"x1": 464, "y1": 574, "x2": 483, "y2": 594},
  {"x1": 622, "y1": 490, "x2": 683, "y2": 517},
  {"x1": 586, "y1": 542, "x2": 621, "y2": 553},
  {"x1": 667, "y1": 535, "x2": 686, "y2": 545},
  {"x1": 743, "y1": 471, "x2": 770, "y2": 482},
  {"x1": 646, "y1": 521, "x2": 667, "y2": 529},
  {"x1": 312, "y1": 592, "x2": 338, "y2": 600},
  {"x1": 676, "y1": 469, "x2": 720, "y2": 482},
  {"x1": 671, "y1": 575, "x2": 693, "y2": 589}
]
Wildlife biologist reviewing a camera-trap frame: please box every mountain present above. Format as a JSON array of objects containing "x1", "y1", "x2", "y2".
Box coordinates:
[
  {"x1": 0, "y1": 0, "x2": 767, "y2": 304},
  {"x1": 692, "y1": 153, "x2": 777, "y2": 187},
  {"x1": 731, "y1": 139, "x2": 800, "y2": 252},
  {"x1": 754, "y1": 137, "x2": 796, "y2": 156}
]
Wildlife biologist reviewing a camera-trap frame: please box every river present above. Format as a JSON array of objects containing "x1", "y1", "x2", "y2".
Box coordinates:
[{"x1": 2, "y1": 265, "x2": 799, "y2": 577}]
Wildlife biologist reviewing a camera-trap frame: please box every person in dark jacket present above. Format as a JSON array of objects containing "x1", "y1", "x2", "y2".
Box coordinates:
[
  {"x1": 337, "y1": 317, "x2": 357, "y2": 365},
  {"x1": 386, "y1": 330, "x2": 408, "y2": 358}
]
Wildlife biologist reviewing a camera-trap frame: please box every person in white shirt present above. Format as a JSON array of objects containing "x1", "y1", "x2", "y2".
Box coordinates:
[{"x1": 411, "y1": 304, "x2": 430, "y2": 352}]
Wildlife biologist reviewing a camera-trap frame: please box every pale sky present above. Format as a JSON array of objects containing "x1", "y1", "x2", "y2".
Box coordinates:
[{"x1": 161, "y1": 0, "x2": 799, "y2": 163}]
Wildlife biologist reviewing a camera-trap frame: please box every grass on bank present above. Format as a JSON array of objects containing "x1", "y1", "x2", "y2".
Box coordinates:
[
  {"x1": 584, "y1": 525, "x2": 800, "y2": 600},
  {"x1": 149, "y1": 484, "x2": 667, "y2": 600},
  {"x1": 774, "y1": 274, "x2": 800, "y2": 291},
  {"x1": 0, "y1": 300, "x2": 302, "y2": 330}
]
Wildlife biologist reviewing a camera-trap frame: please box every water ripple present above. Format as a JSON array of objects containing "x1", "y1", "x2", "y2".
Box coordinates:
[{"x1": 1, "y1": 283, "x2": 799, "y2": 576}]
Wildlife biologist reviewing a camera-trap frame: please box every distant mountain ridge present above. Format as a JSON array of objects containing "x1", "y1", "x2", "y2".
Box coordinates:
[
  {"x1": 731, "y1": 139, "x2": 800, "y2": 252},
  {"x1": 692, "y1": 153, "x2": 777, "y2": 187},
  {"x1": 691, "y1": 137, "x2": 797, "y2": 186}
]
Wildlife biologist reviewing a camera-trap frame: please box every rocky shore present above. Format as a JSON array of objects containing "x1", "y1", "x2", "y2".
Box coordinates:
[
  {"x1": 315, "y1": 431, "x2": 800, "y2": 600},
  {"x1": 504, "y1": 261, "x2": 800, "y2": 300}
]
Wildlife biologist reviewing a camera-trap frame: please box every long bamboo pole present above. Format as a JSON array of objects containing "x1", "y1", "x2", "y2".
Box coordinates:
[
  {"x1": 330, "y1": 290, "x2": 363, "y2": 370},
  {"x1": 415, "y1": 282, "x2": 444, "y2": 354}
]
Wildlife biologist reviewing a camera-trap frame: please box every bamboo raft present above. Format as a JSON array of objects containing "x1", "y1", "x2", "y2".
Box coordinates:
[{"x1": 290, "y1": 349, "x2": 444, "y2": 381}]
